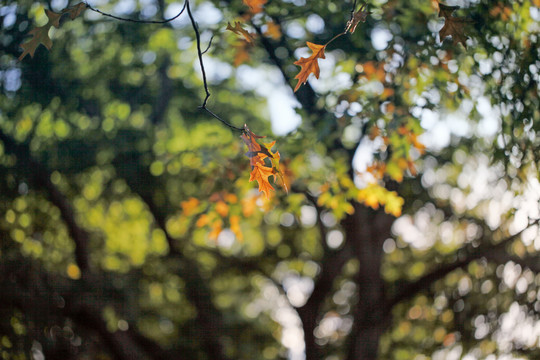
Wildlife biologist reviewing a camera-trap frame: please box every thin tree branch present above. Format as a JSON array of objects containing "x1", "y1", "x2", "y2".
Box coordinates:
[
  {"x1": 201, "y1": 35, "x2": 215, "y2": 55},
  {"x1": 0, "y1": 263, "x2": 168, "y2": 360},
  {"x1": 185, "y1": 0, "x2": 244, "y2": 132},
  {"x1": 86, "y1": 0, "x2": 242, "y2": 132},
  {"x1": 85, "y1": 1, "x2": 186, "y2": 24}
]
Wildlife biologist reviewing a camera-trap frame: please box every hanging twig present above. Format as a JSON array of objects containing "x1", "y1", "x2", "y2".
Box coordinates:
[
  {"x1": 185, "y1": 0, "x2": 244, "y2": 132},
  {"x1": 85, "y1": 0, "x2": 244, "y2": 133}
]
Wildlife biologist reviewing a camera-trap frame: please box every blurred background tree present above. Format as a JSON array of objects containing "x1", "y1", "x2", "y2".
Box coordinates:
[{"x1": 1, "y1": 0, "x2": 539, "y2": 359}]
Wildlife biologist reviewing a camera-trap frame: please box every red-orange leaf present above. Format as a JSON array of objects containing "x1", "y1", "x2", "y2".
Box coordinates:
[{"x1": 293, "y1": 42, "x2": 326, "y2": 92}]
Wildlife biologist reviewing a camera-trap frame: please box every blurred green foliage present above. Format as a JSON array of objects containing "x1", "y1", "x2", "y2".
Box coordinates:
[{"x1": 0, "y1": 0, "x2": 539, "y2": 359}]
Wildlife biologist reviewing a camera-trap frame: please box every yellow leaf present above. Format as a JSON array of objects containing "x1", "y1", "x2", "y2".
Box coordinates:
[
  {"x1": 384, "y1": 192, "x2": 404, "y2": 217},
  {"x1": 67, "y1": 263, "x2": 81, "y2": 280}
]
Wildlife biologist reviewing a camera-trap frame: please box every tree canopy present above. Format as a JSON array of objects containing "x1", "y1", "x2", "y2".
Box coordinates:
[{"x1": 1, "y1": 0, "x2": 539, "y2": 359}]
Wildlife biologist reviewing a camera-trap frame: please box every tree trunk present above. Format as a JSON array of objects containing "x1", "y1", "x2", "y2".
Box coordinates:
[{"x1": 343, "y1": 206, "x2": 394, "y2": 360}]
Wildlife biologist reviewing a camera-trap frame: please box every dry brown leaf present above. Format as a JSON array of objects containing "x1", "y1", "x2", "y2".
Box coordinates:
[
  {"x1": 19, "y1": 3, "x2": 87, "y2": 61},
  {"x1": 226, "y1": 21, "x2": 255, "y2": 43},
  {"x1": 438, "y1": 2, "x2": 473, "y2": 47},
  {"x1": 19, "y1": 10, "x2": 62, "y2": 61},
  {"x1": 346, "y1": 4, "x2": 371, "y2": 34},
  {"x1": 293, "y1": 42, "x2": 326, "y2": 92}
]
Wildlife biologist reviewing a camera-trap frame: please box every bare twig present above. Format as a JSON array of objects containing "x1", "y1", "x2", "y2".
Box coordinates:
[
  {"x1": 201, "y1": 35, "x2": 215, "y2": 55},
  {"x1": 185, "y1": 0, "x2": 244, "y2": 132},
  {"x1": 85, "y1": 1, "x2": 186, "y2": 24}
]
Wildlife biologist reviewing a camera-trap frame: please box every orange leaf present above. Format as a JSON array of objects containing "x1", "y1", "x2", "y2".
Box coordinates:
[
  {"x1": 264, "y1": 21, "x2": 282, "y2": 40},
  {"x1": 293, "y1": 42, "x2": 326, "y2": 92},
  {"x1": 243, "y1": 0, "x2": 267, "y2": 13},
  {"x1": 225, "y1": 193, "x2": 238, "y2": 204},
  {"x1": 249, "y1": 163, "x2": 275, "y2": 199},
  {"x1": 230, "y1": 215, "x2": 243, "y2": 242},
  {"x1": 226, "y1": 21, "x2": 255, "y2": 43},
  {"x1": 215, "y1": 201, "x2": 229, "y2": 217},
  {"x1": 241, "y1": 125, "x2": 272, "y2": 166},
  {"x1": 181, "y1": 197, "x2": 200, "y2": 216},
  {"x1": 208, "y1": 219, "x2": 223, "y2": 240},
  {"x1": 232, "y1": 41, "x2": 251, "y2": 67},
  {"x1": 241, "y1": 195, "x2": 259, "y2": 217},
  {"x1": 196, "y1": 214, "x2": 210, "y2": 228}
]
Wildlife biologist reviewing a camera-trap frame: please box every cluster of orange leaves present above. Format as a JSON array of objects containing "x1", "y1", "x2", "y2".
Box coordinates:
[
  {"x1": 17, "y1": 1, "x2": 457, "y2": 209},
  {"x1": 180, "y1": 192, "x2": 264, "y2": 242},
  {"x1": 241, "y1": 125, "x2": 288, "y2": 199},
  {"x1": 366, "y1": 125, "x2": 425, "y2": 183},
  {"x1": 488, "y1": 2, "x2": 513, "y2": 21},
  {"x1": 294, "y1": 1, "x2": 473, "y2": 92}
]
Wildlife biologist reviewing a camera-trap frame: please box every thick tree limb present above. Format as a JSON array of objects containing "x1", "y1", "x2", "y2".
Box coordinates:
[
  {"x1": 0, "y1": 258, "x2": 172, "y2": 360},
  {"x1": 344, "y1": 205, "x2": 395, "y2": 360},
  {"x1": 387, "y1": 220, "x2": 540, "y2": 309}
]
